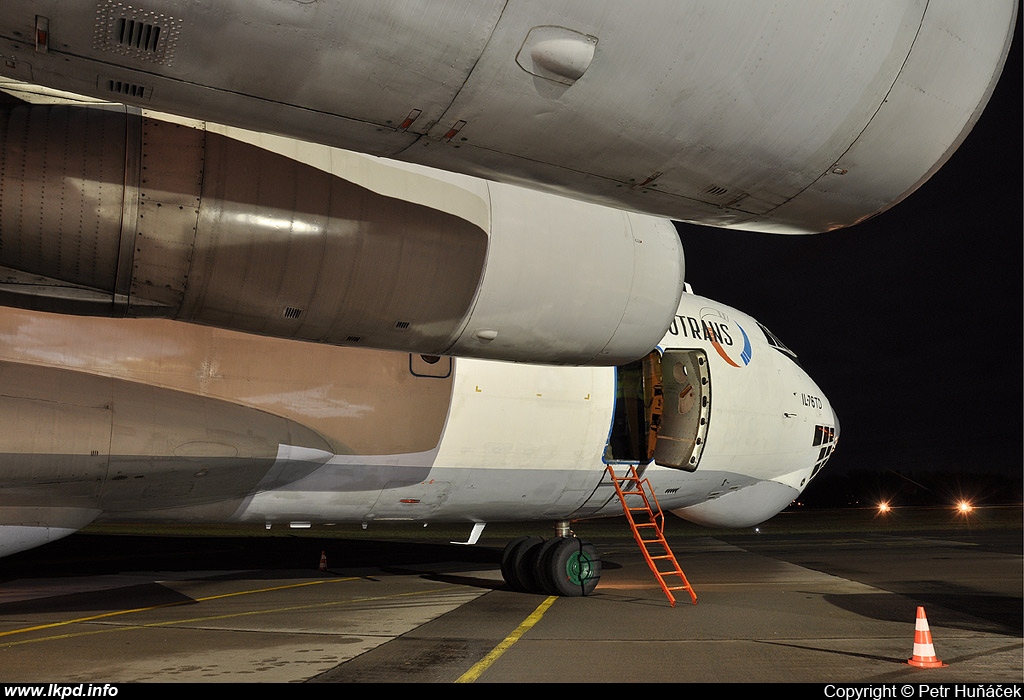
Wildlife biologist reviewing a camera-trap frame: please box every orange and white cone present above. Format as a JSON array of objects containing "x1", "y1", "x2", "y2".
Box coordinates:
[
  {"x1": 907, "y1": 606, "x2": 947, "y2": 668},
  {"x1": 319, "y1": 550, "x2": 328, "y2": 572}
]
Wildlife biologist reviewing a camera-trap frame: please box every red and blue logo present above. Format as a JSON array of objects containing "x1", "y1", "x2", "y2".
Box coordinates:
[
  {"x1": 667, "y1": 310, "x2": 753, "y2": 367},
  {"x1": 711, "y1": 321, "x2": 752, "y2": 367},
  {"x1": 701, "y1": 310, "x2": 752, "y2": 367}
]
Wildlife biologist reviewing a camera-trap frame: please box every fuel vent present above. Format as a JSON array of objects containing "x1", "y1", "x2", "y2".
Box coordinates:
[
  {"x1": 101, "y1": 77, "x2": 151, "y2": 99},
  {"x1": 115, "y1": 18, "x2": 162, "y2": 53},
  {"x1": 703, "y1": 184, "x2": 751, "y2": 209},
  {"x1": 94, "y1": 0, "x2": 182, "y2": 65}
]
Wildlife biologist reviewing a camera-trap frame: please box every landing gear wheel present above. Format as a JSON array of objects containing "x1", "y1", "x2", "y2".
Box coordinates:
[
  {"x1": 500, "y1": 535, "x2": 543, "y2": 592},
  {"x1": 540, "y1": 538, "x2": 602, "y2": 597},
  {"x1": 517, "y1": 538, "x2": 550, "y2": 593},
  {"x1": 532, "y1": 536, "x2": 566, "y2": 595}
]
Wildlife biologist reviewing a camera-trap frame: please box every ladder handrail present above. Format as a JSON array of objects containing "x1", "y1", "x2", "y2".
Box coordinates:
[{"x1": 607, "y1": 464, "x2": 697, "y2": 606}]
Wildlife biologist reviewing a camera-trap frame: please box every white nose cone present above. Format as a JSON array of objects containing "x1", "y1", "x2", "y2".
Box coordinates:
[{"x1": 672, "y1": 480, "x2": 800, "y2": 528}]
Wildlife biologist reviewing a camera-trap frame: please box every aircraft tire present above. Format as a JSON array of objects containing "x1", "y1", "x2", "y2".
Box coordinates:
[
  {"x1": 500, "y1": 535, "x2": 530, "y2": 590},
  {"x1": 532, "y1": 537, "x2": 566, "y2": 595},
  {"x1": 500, "y1": 535, "x2": 543, "y2": 592},
  {"x1": 541, "y1": 537, "x2": 602, "y2": 597},
  {"x1": 516, "y1": 538, "x2": 548, "y2": 594}
]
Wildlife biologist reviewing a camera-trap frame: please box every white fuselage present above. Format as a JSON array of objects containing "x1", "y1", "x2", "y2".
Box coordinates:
[
  {"x1": 0, "y1": 287, "x2": 836, "y2": 558},
  {"x1": 198, "y1": 292, "x2": 837, "y2": 529}
]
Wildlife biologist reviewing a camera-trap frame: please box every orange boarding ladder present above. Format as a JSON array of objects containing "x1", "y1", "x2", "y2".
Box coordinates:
[{"x1": 607, "y1": 465, "x2": 697, "y2": 606}]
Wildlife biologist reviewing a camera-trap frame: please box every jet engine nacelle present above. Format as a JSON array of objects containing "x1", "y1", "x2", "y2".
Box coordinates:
[{"x1": 0, "y1": 104, "x2": 685, "y2": 365}]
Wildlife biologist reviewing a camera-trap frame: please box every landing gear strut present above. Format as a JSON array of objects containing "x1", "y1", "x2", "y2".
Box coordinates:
[{"x1": 500, "y1": 525, "x2": 602, "y2": 596}]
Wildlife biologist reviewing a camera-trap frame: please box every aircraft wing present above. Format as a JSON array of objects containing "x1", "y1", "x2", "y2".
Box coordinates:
[{"x1": 0, "y1": 1, "x2": 1016, "y2": 232}]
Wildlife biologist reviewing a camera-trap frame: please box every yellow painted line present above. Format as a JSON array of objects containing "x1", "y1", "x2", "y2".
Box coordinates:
[
  {"x1": 0, "y1": 577, "x2": 357, "y2": 640},
  {"x1": 455, "y1": 596, "x2": 557, "y2": 683},
  {"x1": 0, "y1": 585, "x2": 468, "y2": 648}
]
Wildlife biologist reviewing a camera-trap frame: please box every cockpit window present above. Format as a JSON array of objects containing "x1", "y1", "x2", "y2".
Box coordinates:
[
  {"x1": 757, "y1": 322, "x2": 797, "y2": 360},
  {"x1": 809, "y1": 424, "x2": 838, "y2": 480}
]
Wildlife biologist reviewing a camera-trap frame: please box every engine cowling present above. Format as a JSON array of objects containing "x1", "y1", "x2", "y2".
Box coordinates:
[{"x1": 0, "y1": 104, "x2": 685, "y2": 365}]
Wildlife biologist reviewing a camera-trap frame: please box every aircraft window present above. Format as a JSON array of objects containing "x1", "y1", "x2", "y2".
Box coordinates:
[
  {"x1": 813, "y1": 424, "x2": 835, "y2": 446},
  {"x1": 809, "y1": 424, "x2": 837, "y2": 481},
  {"x1": 757, "y1": 322, "x2": 797, "y2": 360}
]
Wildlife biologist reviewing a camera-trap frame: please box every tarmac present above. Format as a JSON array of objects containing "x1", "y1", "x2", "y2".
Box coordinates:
[{"x1": 0, "y1": 507, "x2": 1019, "y2": 684}]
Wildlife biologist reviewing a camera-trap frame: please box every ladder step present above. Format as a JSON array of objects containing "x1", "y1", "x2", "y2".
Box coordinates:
[{"x1": 607, "y1": 465, "x2": 697, "y2": 606}]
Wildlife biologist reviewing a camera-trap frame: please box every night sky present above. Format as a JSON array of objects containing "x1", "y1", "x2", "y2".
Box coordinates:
[{"x1": 675, "y1": 21, "x2": 1022, "y2": 504}]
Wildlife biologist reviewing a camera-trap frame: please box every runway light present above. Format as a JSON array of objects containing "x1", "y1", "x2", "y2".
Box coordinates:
[
  {"x1": 956, "y1": 500, "x2": 974, "y2": 514},
  {"x1": 877, "y1": 501, "x2": 891, "y2": 514}
]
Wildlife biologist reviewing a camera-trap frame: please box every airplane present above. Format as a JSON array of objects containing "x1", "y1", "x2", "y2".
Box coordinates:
[{"x1": 0, "y1": 2, "x2": 1016, "y2": 596}]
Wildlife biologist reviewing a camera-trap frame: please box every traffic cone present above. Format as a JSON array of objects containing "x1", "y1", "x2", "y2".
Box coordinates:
[
  {"x1": 319, "y1": 550, "x2": 328, "y2": 572},
  {"x1": 907, "y1": 606, "x2": 947, "y2": 668}
]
